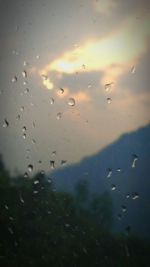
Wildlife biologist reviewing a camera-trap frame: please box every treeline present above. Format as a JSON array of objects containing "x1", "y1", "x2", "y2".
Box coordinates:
[{"x1": 0, "y1": 156, "x2": 149, "y2": 267}]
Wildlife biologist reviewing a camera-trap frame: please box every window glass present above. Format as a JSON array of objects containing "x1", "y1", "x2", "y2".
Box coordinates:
[{"x1": 0, "y1": 0, "x2": 150, "y2": 266}]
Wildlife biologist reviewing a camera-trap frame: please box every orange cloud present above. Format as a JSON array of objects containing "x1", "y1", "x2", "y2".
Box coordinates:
[{"x1": 40, "y1": 15, "x2": 150, "y2": 91}]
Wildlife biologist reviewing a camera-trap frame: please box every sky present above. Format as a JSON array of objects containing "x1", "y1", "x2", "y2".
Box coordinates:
[{"x1": 0, "y1": 0, "x2": 150, "y2": 175}]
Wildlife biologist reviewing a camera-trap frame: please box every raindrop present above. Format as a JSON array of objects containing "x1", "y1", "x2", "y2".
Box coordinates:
[
  {"x1": 22, "y1": 126, "x2": 26, "y2": 132},
  {"x1": 111, "y1": 184, "x2": 116, "y2": 191},
  {"x1": 88, "y1": 84, "x2": 92, "y2": 88},
  {"x1": 22, "y1": 70, "x2": 27, "y2": 78},
  {"x1": 32, "y1": 139, "x2": 36, "y2": 144},
  {"x1": 23, "y1": 133, "x2": 26, "y2": 139},
  {"x1": 50, "y1": 97, "x2": 54, "y2": 105},
  {"x1": 126, "y1": 194, "x2": 130, "y2": 199},
  {"x1": 33, "y1": 190, "x2": 39, "y2": 194},
  {"x1": 107, "y1": 97, "x2": 112, "y2": 104},
  {"x1": 38, "y1": 160, "x2": 42, "y2": 164},
  {"x1": 12, "y1": 76, "x2": 17, "y2": 83},
  {"x1": 105, "y1": 82, "x2": 113, "y2": 92},
  {"x1": 58, "y1": 88, "x2": 64, "y2": 94},
  {"x1": 16, "y1": 114, "x2": 21, "y2": 120},
  {"x1": 82, "y1": 64, "x2": 86, "y2": 70},
  {"x1": 20, "y1": 106, "x2": 24, "y2": 112},
  {"x1": 32, "y1": 121, "x2": 36, "y2": 128},
  {"x1": 131, "y1": 66, "x2": 135, "y2": 74},
  {"x1": 19, "y1": 194, "x2": 25, "y2": 204},
  {"x1": 8, "y1": 227, "x2": 14, "y2": 235},
  {"x1": 3, "y1": 119, "x2": 9, "y2": 128},
  {"x1": 117, "y1": 168, "x2": 121, "y2": 172},
  {"x1": 68, "y1": 98, "x2": 76, "y2": 107},
  {"x1": 5, "y1": 204, "x2": 9, "y2": 210},
  {"x1": 107, "y1": 168, "x2": 112, "y2": 178},
  {"x1": 36, "y1": 55, "x2": 40, "y2": 59},
  {"x1": 24, "y1": 172, "x2": 28, "y2": 178},
  {"x1": 50, "y1": 160, "x2": 55, "y2": 169},
  {"x1": 56, "y1": 112, "x2": 62, "y2": 120},
  {"x1": 117, "y1": 214, "x2": 122, "y2": 220},
  {"x1": 132, "y1": 192, "x2": 139, "y2": 200},
  {"x1": 40, "y1": 170, "x2": 45, "y2": 176},
  {"x1": 24, "y1": 88, "x2": 29, "y2": 94},
  {"x1": 52, "y1": 151, "x2": 56, "y2": 156},
  {"x1": 121, "y1": 205, "x2": 127, "y2": 213},
  {"x1": 23, "y1": 61, "x2": 28, "y2": 66},
  {"x1": 23, "y1": 81, "x2": 28, "y2": 86},
  {"x1": 41, "y1": 74, "x2": 48, "y2": 80},
  {"x1": 34, "y1": 180, "x2": 39, "y2": 185},
  {"x1": 28, "y1": 164, "x2": 33, "y2": 172},
  {"x1": 131, "y1": 154, "x2": 138, "y2": 168},
  {"x1": 61, "y1": 160, "x2": 67, "y2": 166}
]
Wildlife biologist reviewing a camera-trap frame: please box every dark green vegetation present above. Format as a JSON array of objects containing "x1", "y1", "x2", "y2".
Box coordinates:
[{"x1": 0, "y1": 156, "x2": 149, "y2": 267}]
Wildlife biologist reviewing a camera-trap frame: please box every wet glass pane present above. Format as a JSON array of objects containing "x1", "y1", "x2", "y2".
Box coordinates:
[{"x1": 0, "y1": 0, "x2": 150, "y2": 266}]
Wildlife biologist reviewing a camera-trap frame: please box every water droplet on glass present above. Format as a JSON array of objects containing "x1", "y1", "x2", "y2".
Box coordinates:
[
  {"x1": 40, "y1": 170, "x2": 45, "y2": 176},
  {"x1": 50, "y1": 97, "x2": 54, "y2": 105},
  {"x1": 24, "y1": 172, "x2": 28, "y2": 178},
  {"x1": 23, "y1": 133, "x2": 26, "y2": 139},
  {"x1": 131, "y1": 66, "x2": 135, "y2": 74},
  {"x1": 36, "y1": 55, "x2": 40, "y2": 59},
  {"x1": 111, "y1": 184, "x2": 116, "y2": 191},
  {"x1": 88, "y1": 84, "x2": 92, "y2": 88},
  {"x1": 52, "y1": 151, "x2": 56, "y2": 156},
  {"x1": 68, "y1": 98, "x2": 76, "y2": 106},
  {"x1": 8, "y1": 227, "x2": 14, "y2": 235},
  {"x1": 24, "y1": 88, "x2": 29, "y2": 94},
  {"x1": 132, "y1": 192, "x2": 139, "y2": 200},
  {"x1": 117, "y1": 214, "x2": 122, "y2": 220},
  {"x1": 105, "y1": 83, "x2": 113, "y2": 92},
  {"x1": 23, "y1": 61, "x2": 28, "y2": 66},
  {"x1": 22, "y1": 126, "x2": 26, "y2": 132},
  {"x1": 3, "y1": 119, "x2": 9, "y2": 128},
  {"x1": 126, "y1": 194, "x2": 130, "y2": 199},
  {"x1": 58, "y1": 88, "x2": 64, "y2": 94},
  {"x1": 20, "y1": 106, "x2": 24, "y2": 112},
  {"x1": 19, "y1": 194, "x2": 25, "y2": 204},
  {"x1": 28, "y1": 164, "x2": 33, "y2": 172},
  {"x1": 56, "y1": 112, "x2": 62, "y2": 120},
  {"x1": 107, "y1": 168, "x2": 112, "y2": 178},
  {"x1": 42, "y1": 74, "x2": 48, "y2": 80},
  {"x1": 32, "y1": 139, "x2": 36, "y2": 144},
  {"x1": 117, "y1": 168, "x2": 121, "y2": 172},
  {"x1": 107, "y1": 97, "x2": 112, "y2": 104},
  {"x1": 33, "y1": 190, "x2": 39, "y2": 194},
  {"x1": 34, "y1": 180, "x2": 39, "y2": 185},
  {"x1": 12, "y1": 76, "x2": 17, "y2": 83},
  {"x1": 61, "y1": 160, "x2": 67, "y2": 166},
  {"x1": 131, "y1": 154, "x2": 138, "y2": 168},
  {"x1": 16, "y1": 114, "x2": 21, "y2": 120},
  {"x1": 50, "y1": 160, "x2": 55, "y2": 169},
  {"x1": 22, "y1": 70, "x2": 27, "y2": 78},
  {"x1": 121, "y1": 205, "x2": 127, "y2": 212}
]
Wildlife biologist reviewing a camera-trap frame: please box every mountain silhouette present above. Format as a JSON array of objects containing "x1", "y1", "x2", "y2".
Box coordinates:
[{"x1": 51, "y1": 124, "x2": 150, "y2": 239}]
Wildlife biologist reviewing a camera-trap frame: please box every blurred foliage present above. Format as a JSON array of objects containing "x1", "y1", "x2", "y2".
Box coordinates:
[{"x1": 0, "y1": 156, "x2": 150, "y2": 267}]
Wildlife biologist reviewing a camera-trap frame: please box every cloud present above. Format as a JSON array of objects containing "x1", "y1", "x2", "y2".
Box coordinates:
[{"x1": 40, "y1": 14, "x2": 150, "y2": 91}]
